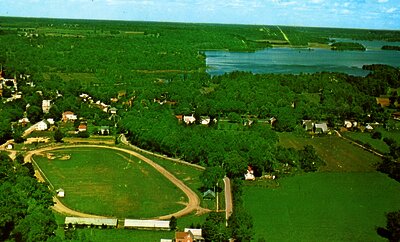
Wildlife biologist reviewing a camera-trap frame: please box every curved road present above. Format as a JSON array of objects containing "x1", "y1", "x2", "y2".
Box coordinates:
[{"x1": 25, "y1": 144, "x2": 202, "y2": 219}]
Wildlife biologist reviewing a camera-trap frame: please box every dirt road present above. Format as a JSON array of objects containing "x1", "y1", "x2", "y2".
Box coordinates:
[{"x1": 25, "y1": 144, "x2": 202, "y2": 219}]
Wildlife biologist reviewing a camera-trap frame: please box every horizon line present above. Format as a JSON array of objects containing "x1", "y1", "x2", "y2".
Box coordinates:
[{"x1": 1, "y1": 15, "x2": 399, "y2": 32}]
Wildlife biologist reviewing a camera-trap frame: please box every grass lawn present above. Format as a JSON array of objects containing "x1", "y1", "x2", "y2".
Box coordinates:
[
  {"x1": 343, "y1": 131, "x2": 389, "y2": 154},
  {"x1": 133, "y1": 150, "x2": 221, "y2": 211},
  {"x1": 341, "y1": 128, "x2": 400, "y2": 155},
  {"x1": 34, "y1": 147, "x2": 186, "y2": 218},
  {"x1": 244, "y1": 172, "x2": 400, "y2": 242},
  {"x1": 278, "y1": 133, "x2": 382, "y2": 172}
]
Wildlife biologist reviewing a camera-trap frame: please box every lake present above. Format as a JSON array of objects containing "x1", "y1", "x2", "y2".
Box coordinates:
[{"x1": 205, "y1": 40, "x2": 400, "y2": 76}]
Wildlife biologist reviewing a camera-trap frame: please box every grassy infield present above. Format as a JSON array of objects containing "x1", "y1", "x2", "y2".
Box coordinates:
[
  {"x1": 35, "y1": 146, "x2": 208, "y2": 241},
  {"x1": 244, "y1": 133, "x2": 400, "y2": 242},
  {"x1": 35, "y1": 133, "x2": 400, "y2": 241}
]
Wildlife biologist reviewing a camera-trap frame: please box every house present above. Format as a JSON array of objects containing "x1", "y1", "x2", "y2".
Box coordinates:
[
  {"x1": 100, "y1": 126, "x2": 110, "y2": 135},
  {"x1": 56, "y1": 188, "x2": 65, "y2": 198},
  {"x1": 18, "y1": 117, "x2": 30, "y2": 127},
  {"x1": 202, "y1": 189, "x2": 216, "y2": 200},
  {"x1": 78, "y1": 123, "x2": 87, "y2": 132},
  {"x1": 244, "y1": 166, "x2": 255, "y2": 180},
  {"x1": 175, "y1": 115, "x2": 183, "y2": 122},
  {"x1": 42, "y1": 100, "x2": 51, "y2": 114},
  {"x1": 314, "y1": 122, "x2": 329, "y2": 134},
  {"x1": 392, "y1": 112, "x2": 400, "y2": 121},
  {"x1": 376, "y1": 97, "x2": 391, "y2": 108},
  {"x1": 344, "y1": 120, "x2": 358, "y2": 129},
  {"x1": 269, "y1": 117, "x2": 277, "y2": 125},
  {"x1": 175, "y1": 231, "x2": 194, "y2": 242},
  {"x1": 344, "y1": 120, "x2": 353, "y2": 129},
  {"x1": 200, "y1": 116, "x2": 211, "y2": 125},
  {"x1": 303, "y1": 120, "x2": 314, "y2": 131},
  {"x1": 184, "y1": 228, "x2": 205, "y2": 242},
  {"x1": 36, "y1": 120, "x2": 49, "y2": 131},
  {"x1": 365, "y1": 124, "x2": 374, "y2": 131},
  {"x1": 47, "y1": 118, "x2": 55, "y2": 125},
  {"x1": 184, "y1": 115, "x2": 196, "y2": 125},
  {"x1": 62, "y1": 111, "x2": 77, "y2": 122},
  {"x1": 109, "y1": 107, "x2": 117, "y2": 115}
]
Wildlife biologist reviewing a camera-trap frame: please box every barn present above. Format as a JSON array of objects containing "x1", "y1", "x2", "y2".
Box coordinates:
[
  {"x1": 124, "y1": 219, "x2": 170, "y2": 230},
  {"x1": 65, "y1": 217, "x2": 118, "y2": 228}
]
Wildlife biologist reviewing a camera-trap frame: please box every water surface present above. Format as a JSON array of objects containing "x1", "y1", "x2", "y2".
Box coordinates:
[{"x1": 206, "y1": 44, "x2": 400, "y2": 76}]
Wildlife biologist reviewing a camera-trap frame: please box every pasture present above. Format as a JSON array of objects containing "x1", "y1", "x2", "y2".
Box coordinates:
[
  {"x1": 34, "y1": 147, "x2": 186, "y2": 218},
  {"x1": 343, "y1": 128, "x2": 400, "y2": 154},
  {"x1": 278, "y1": 133, "x2": 382, "y2": 172},
  {"x1": 244, "y1": 172, "x2": 400, "y2": 242}
]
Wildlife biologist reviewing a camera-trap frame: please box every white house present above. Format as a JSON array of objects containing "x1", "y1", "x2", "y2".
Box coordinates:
[
  {"x1": 36, "y1": 121, "x2": 49, "y2": 131},
  {"x1": 62, "y1": 111, "x2": 77, "y2": 122},
  {"x1": 314, "y1": 123, "x2": 329, "y2": 134},
  {"x1": 56, "y1": 188, "x2": 65, "y2": 198},
  {"x1": 244, "y1": 167, "x2": 255, "y2": 181},
  {"x1": 200, "y1": 116, "x2": 210, "y2": 125},
  {"x1": 42, "y1": 100, "x2": 51, "y2": 114},
  {"x1": 47, "y1": 118, "x2": 55, "y2": 125},
  {"x1": 184, "y1": 115, "x2": 196, "y2": 124}
]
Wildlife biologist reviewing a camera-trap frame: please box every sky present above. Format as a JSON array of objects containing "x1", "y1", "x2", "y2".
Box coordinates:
[{"x1": 0, "y1": 0, "x2": 399, "y2": 30}]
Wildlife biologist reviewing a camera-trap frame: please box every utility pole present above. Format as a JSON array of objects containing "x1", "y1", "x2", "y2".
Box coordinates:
[{"x1": 216, "y1": 182, "x2": 219, "y2": 212}]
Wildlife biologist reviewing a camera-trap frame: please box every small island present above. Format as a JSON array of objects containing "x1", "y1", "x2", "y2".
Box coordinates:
[
  {"x1": 330, "y1": 42, "x2": 366, "y2": 51},
  {"x1": 382, "y1": 45, "x2": 400, "y2": 51}
]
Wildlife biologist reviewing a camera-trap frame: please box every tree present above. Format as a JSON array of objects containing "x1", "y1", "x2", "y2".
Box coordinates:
[
  {"x1": 200, "y1": 166, "x2": 225, "y2": 190},
  {"x1": 202, "y1": 212, "x2": 229, "y2": 242},
  {"x1": 169, "y1": 216, "x2": 177, "y2": 231},
  {"x1": 378, "y1": 210, "x2": 400, "y2": 242},
  {"x1": 0, "y1": 153, "x2": 58, "y2": 241},
  {"x1": 27, "y1": 105, "x2": 43, "y2": 123},
  {"x1": 299, "y1": 145, "x2": 325, "y2": 172},
  {"x1": 228, "y1": 206, "x2": 253, "y2": 242},
  {"x1": 224, "y1": 151, "x2": 247, "y2": 178},
  {"x1": 53, "y1": 129, "x2": 64, "y2": 143}
]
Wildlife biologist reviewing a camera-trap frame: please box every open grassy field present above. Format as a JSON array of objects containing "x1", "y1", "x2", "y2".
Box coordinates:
[
  {"x1": 34, "y1": 147, "x2": 186, "y2": 218},
  {"x1": 138, "y1": 151, "x2": 220, "y2": 211},
  {"x1": 244, "y1": 172, "x2": 400, "y2": 242},
  {"x1": 343, "y1": 132, "x2": 389, "y2": 154},
  {"x1": 343, "y1": 128, "x2": 400, "y2": 154},
  {"x1": 278, "y1": 133, "x2": 382, "y2": 172}
]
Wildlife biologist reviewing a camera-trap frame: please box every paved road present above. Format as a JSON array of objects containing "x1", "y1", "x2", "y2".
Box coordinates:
[
  {"x1": 25, "y1": 144, "x2": 203, "y2": 219},
  {"x1": 224, "y1": 177, "x2": 233, "y2": 223}
]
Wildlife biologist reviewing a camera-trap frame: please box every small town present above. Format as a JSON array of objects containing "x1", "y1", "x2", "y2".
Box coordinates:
[{"x1": 1, "y1": 2, "x2": 400, "y2": 242}]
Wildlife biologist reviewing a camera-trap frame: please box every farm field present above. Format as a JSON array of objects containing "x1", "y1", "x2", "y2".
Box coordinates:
[
  {"x1": 34, "y1": 147, "x2": 186, "y2": 218},
  {"x1": 278, "y1": 133, "x2": 382, "y2": 172},
  {"x1": 343, "y1": 131, "x2": 390, "y2": 154},
  {"x1": 244, "y1": 172, "x2": 400, "y2": 242},
  {"x1": 342, "y1": 128, "x2": 400, "y2": 154}
]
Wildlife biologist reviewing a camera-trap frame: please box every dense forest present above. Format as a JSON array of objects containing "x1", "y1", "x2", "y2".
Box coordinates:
[
  {"x1": 0, "y1": 153, "x2": 57, "y2": 241},
  {"x1": 330, "y1": 42, "x2": 366, "y2": 51}
]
